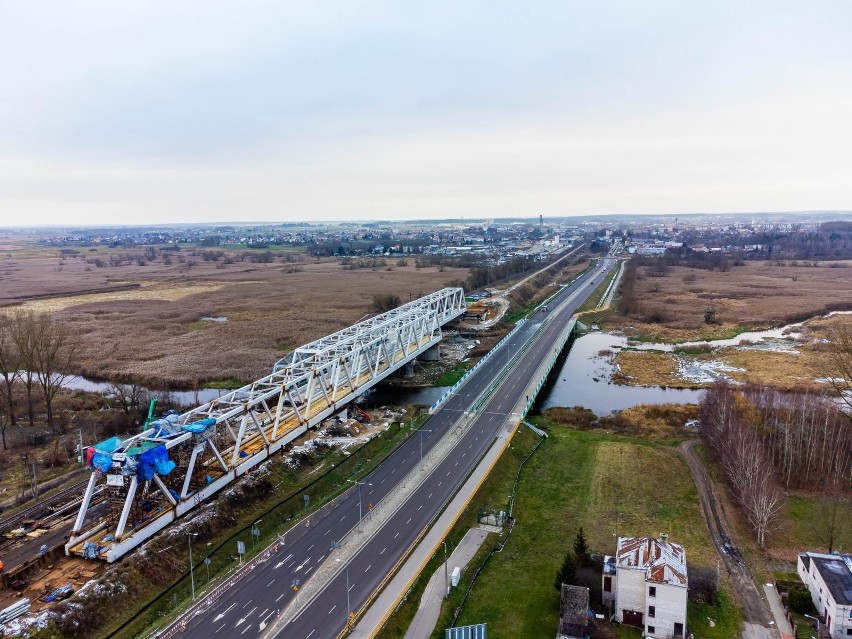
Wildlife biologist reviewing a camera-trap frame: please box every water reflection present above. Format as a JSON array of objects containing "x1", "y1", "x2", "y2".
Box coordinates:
[{"x1": 538, "y1": 332, "x2": 703, "y2": 415}]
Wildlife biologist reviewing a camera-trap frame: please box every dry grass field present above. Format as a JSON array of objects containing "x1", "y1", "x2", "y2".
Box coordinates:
[
  {"x1": 617, "y1": 260, "x2": 852, "y2": 342},
  {"x1": 0, "y1": 248, "x2": 467, "y2": 387},
  {"x1": 614, "y1": 312, "x2": 849, "y2": 390}
]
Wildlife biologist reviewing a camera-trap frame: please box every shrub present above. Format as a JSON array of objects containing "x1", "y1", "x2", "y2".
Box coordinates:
[{"x1": 788, "y1": 585, "x2": 816, "y2": 614}]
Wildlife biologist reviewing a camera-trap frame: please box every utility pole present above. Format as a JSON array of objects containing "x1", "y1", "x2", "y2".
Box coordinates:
[{"x1": 78, "y1": 429, "x2": 84, "y2": 465}]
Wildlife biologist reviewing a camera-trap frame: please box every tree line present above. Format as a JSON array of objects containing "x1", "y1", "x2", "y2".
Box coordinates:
[
  {"x1": 0, "y1": 311, "x2": 78, "y2": 446},
  {"x1": 698, "y1": 381, "x2": 851, "y2": 549}
]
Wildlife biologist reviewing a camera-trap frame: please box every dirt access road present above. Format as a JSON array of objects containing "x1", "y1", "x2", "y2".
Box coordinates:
[{"x1": 679, "y1": 440, "x2": 776, "y2": 639}]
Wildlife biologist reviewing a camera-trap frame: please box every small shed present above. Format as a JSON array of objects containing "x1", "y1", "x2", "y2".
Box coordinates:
[{"x1": 556, "y1": 584, "x2": 589, "y2": 639}]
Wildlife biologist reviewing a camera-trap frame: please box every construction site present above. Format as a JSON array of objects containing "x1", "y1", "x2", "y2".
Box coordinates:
[{"x1": 0, "y1": 288, "x2": 468, "y2": 633}]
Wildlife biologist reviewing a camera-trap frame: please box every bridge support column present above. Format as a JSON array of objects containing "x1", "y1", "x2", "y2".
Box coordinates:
[
  {"x1": 418, "y1": 343, "x2": 441, "y2": 362},
  {"x1": 404, "y1": 361, "x2": 416, "y2": 377}
]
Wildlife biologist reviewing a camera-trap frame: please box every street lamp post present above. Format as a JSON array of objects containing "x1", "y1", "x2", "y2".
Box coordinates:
[
  {"x1": 347, "y1": 479, "x2": 373, "y2": 523},
  {"x1": 345, "y1": 564, "x2": 351, "y2": 632},
  {"x1": 418, "y1": 429, "x2": 433, "y2": 463},
  {"x1": 804, "y1": 614, "x2": 821, "y2": 638},
  {"x1": 443, "y1": 541, "x2": 449, "y2": 598},
  {"x1": 251, "y1": 519, "x2": 263, "y2": 550},
  {"x1": 186, "y1": 532, "x2": 198, "y2": 601}
]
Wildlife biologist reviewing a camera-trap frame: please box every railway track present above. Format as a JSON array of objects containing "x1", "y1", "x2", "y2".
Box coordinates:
[{"x1": 0, "y1": 478, "x2": 91, "y2": 534}]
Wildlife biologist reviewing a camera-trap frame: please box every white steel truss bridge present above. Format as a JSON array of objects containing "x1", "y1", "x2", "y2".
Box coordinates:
[{"x1": 66, "y1": 288, "x2": 465, "y2": 562}]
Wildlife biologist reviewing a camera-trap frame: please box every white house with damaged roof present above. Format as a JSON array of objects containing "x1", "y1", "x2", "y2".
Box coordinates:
[
  {"x1": 797, "y1": 551, "x2": 852, "y2": 637},
  {"x1": 602, "y1": 534, "x2": 687, "y2": 639}
]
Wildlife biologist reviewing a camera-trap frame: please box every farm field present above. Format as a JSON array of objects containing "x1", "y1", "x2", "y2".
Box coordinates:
[{"x1": 0, "y1": 247, "x2": 467, "y2": 387}]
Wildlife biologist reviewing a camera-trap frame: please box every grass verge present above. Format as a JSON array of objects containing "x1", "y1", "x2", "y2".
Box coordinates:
[
  {"x1": 377, "y1": 418, "x2": 726, "y2": 639},
  {"x1": 436, "y1": 362, "x2": 473, "y2": 387}
]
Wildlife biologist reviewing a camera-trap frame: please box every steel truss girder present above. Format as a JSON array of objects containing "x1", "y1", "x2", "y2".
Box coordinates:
[{"x1": 66, "y1": 287, "x2": 465, "y2": 562}]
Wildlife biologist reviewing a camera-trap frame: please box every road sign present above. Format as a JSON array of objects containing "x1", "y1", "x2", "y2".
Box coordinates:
[
  {"x1": 203, "y1": 558, "x2": 211, "y2": 565},
  {"x1": 237, "y1": 541, "x2": 246, "y2": 555}
]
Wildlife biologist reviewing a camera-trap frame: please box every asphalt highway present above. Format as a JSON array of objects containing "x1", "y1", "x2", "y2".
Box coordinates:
[{"x1": 178, "y1": 258, "x2": 615, "y2": 639}]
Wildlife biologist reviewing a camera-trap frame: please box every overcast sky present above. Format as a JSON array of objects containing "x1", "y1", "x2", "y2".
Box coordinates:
[{"x1": 1, "y1": 1, "x2": 851, "y2": 226}]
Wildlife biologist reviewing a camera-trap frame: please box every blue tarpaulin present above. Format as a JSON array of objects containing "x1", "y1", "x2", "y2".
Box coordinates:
[
  {"x1": 182, "y1": 418, "x2": 216, "y2": 434},
  {"x1": 91, "y1": 452, "x2": 113, "y2": 472},
  {"x1": 94, "y1": 436, "x2": 123, "y2": 453},
  {"x1": 136, "y1": 445, "x2": 175, "y2": 481}
]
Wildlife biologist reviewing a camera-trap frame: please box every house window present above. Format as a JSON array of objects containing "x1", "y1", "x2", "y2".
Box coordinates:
[
  {"x1": 674, "y1": 623, "x2": 684, "y2": 637},
  {"x1": 649, "y1": 586, "x2": 656, "y2": 597},
  {"x1": 648, "y1": 606, "x2": 656, "y2": 618},
  {"x1": 647, "y1": 626, "x2": 656, "y2": 635},
  {"x1": 604, "y1": 576, "x2": 612, "y2": 593},
  {"x1": 846, "y1": 629, "x2": 852, "y2": 636}
]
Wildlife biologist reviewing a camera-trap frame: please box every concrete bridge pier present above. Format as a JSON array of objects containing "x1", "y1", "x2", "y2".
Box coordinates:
[
  {"x1": 417, "y1": 343, "x2": 441, "y2": 362},
  {"x1": 404, "y1": 361, "x2": 416, "y2": 377}
]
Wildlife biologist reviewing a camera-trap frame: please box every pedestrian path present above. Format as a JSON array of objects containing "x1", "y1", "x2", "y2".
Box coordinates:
[
  {"x1": 404, "y1": 528, "x2": 491, "y2": 639},
  {"x1": 763, "y1": 583, "x2": 794, "y2": 638}
]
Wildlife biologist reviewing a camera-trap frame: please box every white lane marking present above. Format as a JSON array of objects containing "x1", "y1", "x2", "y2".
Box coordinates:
[
  {"x1": 394, "y1": 532, "x2": 400, "y2": 539},
  {"x1": 438, "y1": 481, "x2": 442, "y2": 487},
  {"x1": 417, "y1": 504, "x2": 423, "y2": 510},
  {"x1": 215, "y1": 624, "x2": 226, "y2": 634},
  {"x1": 380, "y1": 547, "x2": 386, "y2": 555},
  {"x1": 214, "y1": 603, "x2": 236, "y2": 622},
  {"x1": 294, "y1": 557, "x2": 312, "y2": 573},
  {"x1": 267, "y1": 579, "x2": 275, "y2": 587},
  {"x1": 406, "y1": 517, "x2": 412, "y2": 524},
  {"x1": 307, "y1": 544, "x2": 314, "y2": 551},
  {"x1": 307, "y1": 630, "x2": 316, "y2": 638},
  {"x1": 428, "y1": 493, "x2": 432, "y2": 499},
  {"x1": 365, "y1": 564, "x2": 371, "y2": 573},
  {"x1": 241, "y1": 625, "x2": 251, "y2": 635},
  {"x1": 318, "y1": 554, "x2": 326, "y2": 563},
  {"x1": 276, "y1": 592, "x2": 287, "y2": 602},
  {"x1": 261, "y1": 610, "x2": 275, "y2": 623},
  {"x1": 324, "y1": 529, "x2": 330, "y2": 536},
  {"x1": 242, "y1": 600, "x2": 253, "y2": 609},
  {"x1": 328, "y1": 605, "x2": 336, "y2": 615}
]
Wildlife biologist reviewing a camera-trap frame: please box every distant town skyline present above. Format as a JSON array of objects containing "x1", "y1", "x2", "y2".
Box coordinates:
[{"x1": 2, "y1": 1, "x2": 851, "y2": 226}]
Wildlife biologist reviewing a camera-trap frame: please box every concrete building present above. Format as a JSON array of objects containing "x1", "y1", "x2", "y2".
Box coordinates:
[
  {"x1": 797, "y1": 552, "x2": 852, "y2": 637},
  {"x1": 602, "y1": 535, "x2": 687, "y2": 639}
]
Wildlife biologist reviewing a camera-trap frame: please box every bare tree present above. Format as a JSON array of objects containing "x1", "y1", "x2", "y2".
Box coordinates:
[
  {"x1": 816, "y1": 486, "x2": 850, "y2": 554},
  {"x1": 107, "y1": 382, "x2": 149, "y2": 418},
  {"x1": 824, "y1": 324, "x2": 852, "y2": 413},
  {"x1": 30, "y1": 314, "x2": 78, "y2": 433},
  {"x1": 9, "y1": 311, "x2": 37, "y2": 426},
  {"x1": 0, "y1": 316, "x2": 20, "y2": 447}
]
